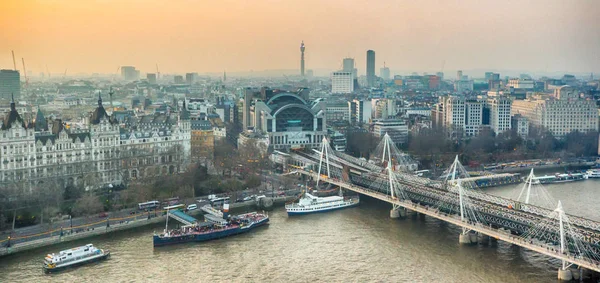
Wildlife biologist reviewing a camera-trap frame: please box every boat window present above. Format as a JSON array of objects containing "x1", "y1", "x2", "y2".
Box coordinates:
[
  {"x1": 84, "y1": 248, "x2": 89, "y2": 251},
  {"x1": 68, "y1": 253, "x2": 72, "y2": 256}
]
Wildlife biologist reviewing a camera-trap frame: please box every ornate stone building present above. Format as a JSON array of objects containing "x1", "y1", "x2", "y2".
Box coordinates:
[{"x1": 0, "y1": 95, "x2": 191, "y2": 195}]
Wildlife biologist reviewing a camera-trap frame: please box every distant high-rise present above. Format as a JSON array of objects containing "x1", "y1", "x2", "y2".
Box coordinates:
[
  {"x1": 380, "y1": 62, "x2": 390, "y2": 81},
  {"x1": 0, "y1": 70, "x2": 20, "y2": 100},
  {"x1": 342, "y1": 58, "x2": 356, "y2": 79},
  {"x1": 300, "y1": 41, "x2": 306, "y2": 77},
  {"x1": 185, "y1": 72, "x2": 198, "y2": 84},
  {"x1": 174, "y1": 75, "x2": 184, "y2": 84},
  {"x1": 343, "y1": 58, "x2": 354, "y2": 72},
  {"x1": 147, "y1": 73, "x2": 157, "y2": 84},
  {"x1": 121, "y1": 66, "x2": 139, "y2": 81},
  {"x1": 456, "y1": 70, "x2": 463, "y2": 80},
  {"x1": 366, "y1": 50, "x2": 375, "y2": 87}
]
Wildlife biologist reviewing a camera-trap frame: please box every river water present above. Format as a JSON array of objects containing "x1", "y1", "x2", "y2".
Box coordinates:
[{"x1": 1, "y1": 179, "x2": 599, "y2": 282}]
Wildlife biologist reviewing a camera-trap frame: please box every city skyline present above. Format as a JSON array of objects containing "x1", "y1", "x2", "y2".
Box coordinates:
[{"x1": 1, "y1": 0, "x2": 599, "y2": 75}]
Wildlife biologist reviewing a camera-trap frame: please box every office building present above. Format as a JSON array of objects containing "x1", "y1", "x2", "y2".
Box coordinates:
[
  {"x1": 512, "y1": 86, "x2": 598, "y2": 137},
  {"x1": 456, "y1": 70, "x2": 463, "y2": 80},
  {"x1": 146, "y1": 73, "x2": 157, "y2": 84},
  {"x1": 487, "y1": 95, "x2": 512, "y2": 134},
  {"x1": 326, "y1": 101, "x2": 350, "y2": 122},
  {"x1": 185, "y1": 73, "x2": 198, "y2": 84},
  {"x1": 190, "y1": 120, "x2": 214, "y2": 163},
  {"x1": 0, "y1": 70, "x2": 20, "y2": 100},
  {"x1": 174, "y1": 75, "x2": 184, "y2": 84},
  {"x1": 121, "y1": 66, "x2": 139, "y2": 81},
  {"x1": 437, "y1": 96, "x2": 486, "y2": 138},
  {"x1": 380, "y1": 64, "x2": 390, "y2": 81},
  {"x1": 331, "y1": 71, "x2": 354, "y2": 94},
  {"x1": 343, "y1": 58, "x2": 354, "y2": 72},
  {"x1": 366, "y1": 50, "x2": 376, "y2": 87},
  {"x1": 373, "y1": 99, "x2": 396, "y2": 119},
  {"x1": 455, "y1": 77, "x2": 474, "y2": 93},
  {"x1": 508, "y1": 78, "x2": 534, "y2": 89},
  {"x1": 372, "y1": 119, "x2": 408, "y2": 145},
  {"x1": 349, "y1": 99, "x2": 372, "y2": 124}
]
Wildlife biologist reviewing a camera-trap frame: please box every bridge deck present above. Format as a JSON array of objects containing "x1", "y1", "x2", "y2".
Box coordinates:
[{"x1": 297, "y1": 169, "x2": 600, "y2": 273}]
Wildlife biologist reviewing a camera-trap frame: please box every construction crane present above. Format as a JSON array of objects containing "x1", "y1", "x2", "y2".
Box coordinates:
[
  {"x1": 63, "y1": 68, "x2": 67, "y2": 77},
  {"x1": 21, "y1": 58, "x2": 28, "y2": 86},
  {"x1": 112, "y1": 66, "x2": 120, "y2": 82},
  {"x1": 11, "y1": 50, "x2": 17, "y2": 71},
  {"x1": 156, "y1": 63, "x2": 160, "y2": 80}
]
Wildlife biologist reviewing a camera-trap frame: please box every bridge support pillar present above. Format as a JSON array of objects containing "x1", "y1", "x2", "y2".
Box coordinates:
[
  {"x1": 390, "y1": 207, "x2": 406, "y2": 219},
  {"x1": 557, "y1": 268, "x2": 573, "y2": 281},
  {"x1": 390, "y1": 209, "x2": 400, "y2": 219},
  {"x1": 399, "y1": 208, "x2": 407, "y2": 218},
  {"x1": 477, "y1": 233, "x2": 489, "y2": 244},
  {"x1": 458, "y1": 233, "x2": 472, "y2": 245},
  {"x1": 469, "y1": 233, "x2": 478, "y2": 243}
]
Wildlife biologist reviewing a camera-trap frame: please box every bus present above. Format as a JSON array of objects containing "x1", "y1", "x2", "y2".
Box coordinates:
[
  {"x1": 210, "y1": 197, "x2": 230, "y2": 207},
  {"x1": 162, "y1": 197, "x2": 180, "y2": 206},
  {"x1": 138, "y1": 200, "x2": 160, "y2": 210},
  {"x1": 163, "y1": 204, "x2": 185, "y2": 211}
]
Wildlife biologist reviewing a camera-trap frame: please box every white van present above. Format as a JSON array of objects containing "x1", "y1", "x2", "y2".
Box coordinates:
[{"x1": 187, "y1": 204, "x2": 198, "y2": 211}]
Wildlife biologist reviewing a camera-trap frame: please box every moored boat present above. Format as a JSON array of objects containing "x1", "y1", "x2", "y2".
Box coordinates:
[
  {"x1": 43, "y1": 244, "x2": 110, "y2": 274},
  {"x1": 587, "y1": 169, "x2": 600, "y2": 178},
  {"x1": 532, "y1": 173, "x2": 588, "y2": 184},
  {"x1": 153, "y1": 206, "x2": 269, "y2": 247},
  {"x1": 285, "y1": 188, "x2": 359, "y2": 215}
]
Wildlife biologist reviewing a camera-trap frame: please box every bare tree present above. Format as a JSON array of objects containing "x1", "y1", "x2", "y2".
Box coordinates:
[{"x1": 72, "y1": 193, "x2": 104, "y2": 217}]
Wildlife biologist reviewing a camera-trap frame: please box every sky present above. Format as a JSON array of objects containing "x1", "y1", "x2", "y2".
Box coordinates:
[{"x1": 1, "y1": 0, "x2": 599, "y2": 76}]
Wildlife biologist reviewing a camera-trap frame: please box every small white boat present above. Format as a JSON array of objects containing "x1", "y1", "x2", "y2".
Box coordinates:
[
  {"x1": 285, "y1": 188, "x2": 359, "y2": 215},
  {"x1": 43, "y1": 244, "x2": 110, "y2": 274},
  {"x1": 587, "y1": 169, "x2": 600, "y2": 178}
]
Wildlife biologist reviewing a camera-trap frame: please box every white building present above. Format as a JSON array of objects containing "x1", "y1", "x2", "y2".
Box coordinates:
[
  {"x1": 372, "y1": 119, "x2": 408, "y2": 145},
  {"x1": 440, "y1": 96, "x2": 485, "y2": 137},
  {"x1": 512, "y1": 86, "x2": 598, "y2": 137},
  {"x1": 331, "y1": 71, "x2": 354, "y2": 94},
  {"x1": 0, "y1": 95, "x2": 191, "y2": 194},
  {"x1": 455, "y1": 79, "x2": 474, "y2": 93},
  {"x1": 349, "y1": 99, "x2": 372, "y2": 124},
  {"x1": 487, "y1": 96, "x2": 512, "y2": 134},
  {"x1": 508, "y1": 78, "x2": 534, "y2": 89}
]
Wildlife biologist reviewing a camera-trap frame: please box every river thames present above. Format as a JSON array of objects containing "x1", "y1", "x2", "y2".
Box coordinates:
[{"x1": 1, "y1": 179, "x2": 599, "y2": 282}]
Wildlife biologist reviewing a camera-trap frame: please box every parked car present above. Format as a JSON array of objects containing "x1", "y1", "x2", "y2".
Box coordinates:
[{"x1": 187, "y1": 204, "x2": 198, "y2": 211}]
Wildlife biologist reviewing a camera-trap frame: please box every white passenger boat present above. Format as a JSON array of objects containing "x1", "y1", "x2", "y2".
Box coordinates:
[
  {"x1": 43, "y1": 244, "x2": 110, "y2": 274},
  {"x1": 587, "y1": 169, "x2": 600, "y2": 178},
  {"x1": 532, "y1": 173, "x2": 588, "y2": 184},
  {"x1": 285, "y1": 188, "x2": 359, "y2": 215}
]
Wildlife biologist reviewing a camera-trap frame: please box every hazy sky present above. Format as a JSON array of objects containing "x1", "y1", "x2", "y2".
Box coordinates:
[{"x1": 1, "y1": 0, "x2": 599, "y2": 76}]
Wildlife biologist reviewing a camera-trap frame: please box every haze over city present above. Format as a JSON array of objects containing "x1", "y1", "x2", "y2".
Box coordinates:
[
  {"x1": 1, "y1": 0, "x2": 599, "y2": 76},
  {"x1": 2, "y1": 1, "x2": 600, "y2": 282}
]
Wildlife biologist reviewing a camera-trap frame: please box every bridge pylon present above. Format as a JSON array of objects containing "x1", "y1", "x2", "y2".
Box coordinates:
[
  {"x1": 387, "y1": 160, "x2": 404, "y2": 218},
  {"x1": 316, "y1": 137, "x2": 331, "y2": 188}
]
